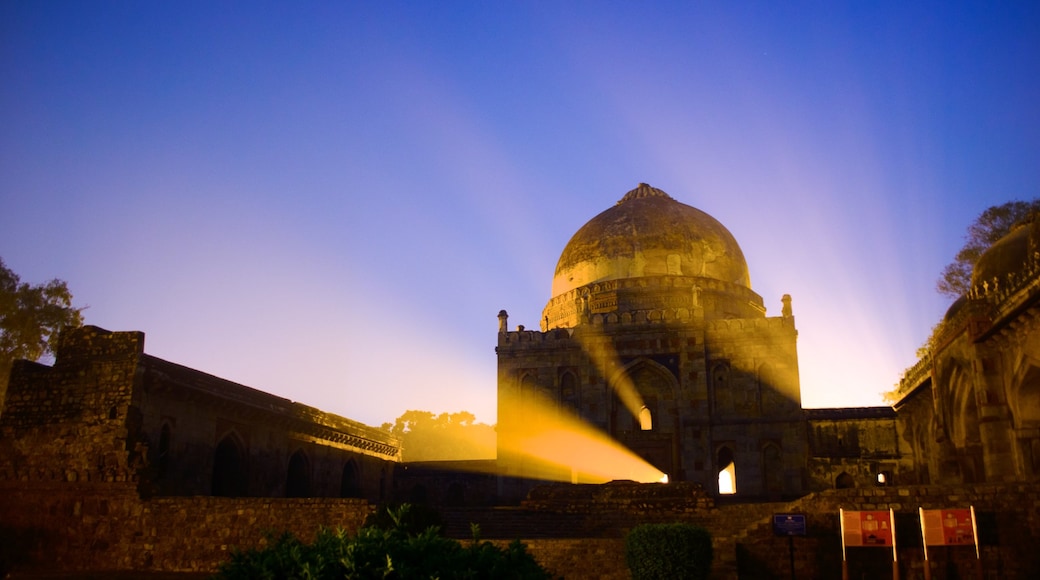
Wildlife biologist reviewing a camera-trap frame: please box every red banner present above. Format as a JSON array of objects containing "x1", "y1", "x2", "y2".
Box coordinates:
[
  {"x1": 920, "y1": 508, "x2": 975, "y2": 546},
  {"x1": 841, "y1": 510, "x2": 894, "y2": 547}
]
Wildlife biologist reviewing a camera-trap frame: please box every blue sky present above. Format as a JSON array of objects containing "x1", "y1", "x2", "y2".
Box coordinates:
[{"x1": 2, "y1": 1, "x2": 1038, "y2": 427}]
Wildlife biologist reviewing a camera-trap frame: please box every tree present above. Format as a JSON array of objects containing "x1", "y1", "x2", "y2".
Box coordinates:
[
  {"x1": 384, "y1": 410, "x2": 496, "y2": 462},
  {"x1": 0, "y1": 257, "x2": 84, "y2": 400},
  {"x1": 937, "y1": 199, "x2": 1040, "y2": 298}
]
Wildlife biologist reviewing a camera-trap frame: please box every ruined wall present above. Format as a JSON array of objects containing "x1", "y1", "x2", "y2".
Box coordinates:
[
  {"x1": 0, "y1": 325, "x2": 399, "y2": 573},
  {"x1": 806, "y1": 408, "x2": 917, "y2": 491},
  {"x1": 0, "y1": 329, "x2": 145, "y2": 485}
]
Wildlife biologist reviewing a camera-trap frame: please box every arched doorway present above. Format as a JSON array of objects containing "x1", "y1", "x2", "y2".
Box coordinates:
[
  {"x1": 286, "y1": 450, "x2": 312, "y2": 497},
  {"x1": 762, "y1": 443, "x2": 783, "y2": 495},
  {"x1": 212, "y1": 434, "x2": 247, "y2": 497},
  {"x1": 340, "y1": 459, "x2": 362, "y2": 498},
  {"x1": 717, "y1": 445, "x2": 736, "y2": 495},
  {"x1": 157, "y1": 423, "x2": 171, "y2": 479}
]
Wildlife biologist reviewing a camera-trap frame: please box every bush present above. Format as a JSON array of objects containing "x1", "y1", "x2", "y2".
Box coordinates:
[
  {"x1": 214, "y1": 504, "x2": 552, "y2": 579},
  {"x1": 625, "y1": 523, "x2": 712, "y2": 580},
  {"x1": 362, "y1": 501, "x2": 444, "y2": 536}
]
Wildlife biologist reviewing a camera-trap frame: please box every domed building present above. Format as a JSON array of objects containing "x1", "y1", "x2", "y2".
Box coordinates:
[
  {"x1": 895, "y1": 212, "x2": 1040, "y2": 483},
  {"x1": 496, "y1": 184, "x2": 807, "y2": 497}
]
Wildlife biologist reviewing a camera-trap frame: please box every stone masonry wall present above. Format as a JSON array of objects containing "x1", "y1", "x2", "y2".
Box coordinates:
[
  {"x1": 735, "y1": 483, "x2": 1040, "y2": 580},
  {"x1": 2, "y1": 479, "x2": 1039, "y2": 578},
  {"x1": 0, "y1": 479, "x2": 373, "y2": 574}
]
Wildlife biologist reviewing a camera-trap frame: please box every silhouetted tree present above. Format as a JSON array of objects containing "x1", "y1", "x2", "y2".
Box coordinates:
[
  {"x1": 384, "y1": 410, "x2": 495, "y2": 462},
  {"x1": 937, "y1": 199, "x2": 1040, "y2": 298},
  {"x1": 1, "y1": 257, "x2": 83, "y2": 400}
]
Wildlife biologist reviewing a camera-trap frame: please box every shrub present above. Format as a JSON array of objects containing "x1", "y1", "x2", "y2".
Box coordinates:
[
  {"x1": 362, "y1": 501, "x2": 444, "y2": 536},
  {"x1": 625, "y1": 522, "x2": 712, "y2": 580},
  {"x1": 214, "y1": 504, "x2": 552, "y2": 579}
]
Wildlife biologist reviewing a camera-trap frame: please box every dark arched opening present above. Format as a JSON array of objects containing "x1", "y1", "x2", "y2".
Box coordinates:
[
  {"x1": 762, "y1": 443, "x2": 783, "y2": 495},
  {"x1": 340, "y1": 459, "x2": 362, "y2": 498},
  {"x1": 717, "y1": 445, "x2": 736, "y2": 494},
  {"x1": 212, "y1": 435, "x2": 247, "y2": 497},
  {"x1": 835, "y1": 471, "x2": 855, "y2": 489},
  {"x1": 286, "y1": 450, "x2": 312, "y2": 497},
  {"x1": 157, "y1": 423, "x2": 171, "y2": 480}
]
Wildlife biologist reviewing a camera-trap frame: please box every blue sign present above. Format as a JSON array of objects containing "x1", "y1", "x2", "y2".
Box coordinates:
[{"x1": 773, "y1": 513, "x2": 807, "y2": 536}]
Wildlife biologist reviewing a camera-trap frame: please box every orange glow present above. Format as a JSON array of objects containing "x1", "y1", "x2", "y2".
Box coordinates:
[
  {"x1": 570, "y1": 326, "x2": 646, "y2": 418},
  {"x1": 500, "y1": 387, "x2": 666, "y2": 484}
]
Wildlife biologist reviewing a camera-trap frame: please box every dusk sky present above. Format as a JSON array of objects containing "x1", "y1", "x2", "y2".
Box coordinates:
[{"x1": 2, "y1": 2, "x2": 1038, "y2": 427}]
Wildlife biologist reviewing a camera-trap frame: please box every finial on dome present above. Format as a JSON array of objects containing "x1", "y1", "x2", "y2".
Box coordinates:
[{"x1": 618, "y1": 183, "x2": 672, "y2": 205}]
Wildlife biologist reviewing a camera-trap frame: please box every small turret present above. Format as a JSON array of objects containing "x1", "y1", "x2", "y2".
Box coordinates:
[{"x1": 498, "y1": 310, "x2": 509, "y2": 333}]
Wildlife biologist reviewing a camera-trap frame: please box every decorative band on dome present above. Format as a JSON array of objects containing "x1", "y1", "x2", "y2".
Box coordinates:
[{"x1": 617, "y1": 183, "x2": 672, "y2": 205}]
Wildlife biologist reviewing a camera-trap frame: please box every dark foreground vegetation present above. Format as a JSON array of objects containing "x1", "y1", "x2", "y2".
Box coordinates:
[
  {"x1": 213, "y1": 504, "x2": 551, "y2": 580},
  {"x1": 624, "y1": 523, "x2": 713, "y2": 580}
]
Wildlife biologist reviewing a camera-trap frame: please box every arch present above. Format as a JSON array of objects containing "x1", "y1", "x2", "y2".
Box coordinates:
[
  {"x1": 286, "y1": 450, "x2": 312, "y2": 498},
  {"x1": 716, "y1": 445, "x2": 736, "y2": 495},
  {"x1": 608, "y1": 358, "x2": 679, "y2": 434},
  {"x1": 758, "y1": 363, "x2": 785, "y2": 414},
  {"x1": 340, "y1": 459, "x2": 362, "y2": 498},
  {"x1": 157, "y1": 423, "x2": 171, "y2": 479},
  {"x1": 711, "y1": 361, "x2": 733, "y2": 414},
  {"x1": 639, "y1": 406, "x2": 653, "y2": 431},
  {"x1": 211, "y1": 433, "x2": 247, "y2": 497},
  {"x1": 835, "y1": 472, "x2": 855, "y2": 489},
  {"x1": 1008, "y1": 357, "x2": 1040, "y2": 429},
  {"x1": 560, "y1": 370, "x2": 579, "y2": 409},
  {"x1": 762, "y1": 443, "x2": 783, "y2": 494}
]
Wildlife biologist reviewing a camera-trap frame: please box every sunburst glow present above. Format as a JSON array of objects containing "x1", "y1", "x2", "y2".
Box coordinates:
[{"x1": 498, "y1": 387, "x2": 666, "y2": 484}]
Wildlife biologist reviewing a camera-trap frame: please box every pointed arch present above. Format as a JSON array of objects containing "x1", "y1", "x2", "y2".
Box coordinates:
[
  {"x1": 716, "y1": 444, "x2": 736, "y2": 495},
  {"x1": 639, "y1": 406, "x2": 653, "y2": 431},
  {"x1": 762, "y1": 442, "x2": 783, "y2": 494},
  {"x1": 711, "y1": 361, "x2": 733, "y2": 415},
  {"x1": 211, "y1": 432, "x2": 247, "y2": 497},
  {"x1": 157, "y1": 422, "x2": 172, "y2": 479},
  {"x1": 286, "y1": 449, "x2": 312, "y2": 497},
  {"x1": 1008, "y1": 354, "x2": 1040, "y2": 429},
  {"x1": 835, "y1": 471, "x2": 855, "y2": 489},
  {"x1": 340, "y1": 458, "x2": 362, "y2": 498},
  {"x1": 608, "y1": 358, "x2": 679, "y2": 433},
  {"x1": 560, "y1": 370, "x2": 579, "y2": 409}
]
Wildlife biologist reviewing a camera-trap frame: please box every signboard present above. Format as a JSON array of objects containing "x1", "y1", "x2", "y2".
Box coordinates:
[
  {"x1": 773, "y1": 513, "x2": 807, "y2": 536},
  {"x1": 841, "y1": 510, "x2": 894, "y2": 547},
  {"x1": 920, "y1": 508, "x2": 975, "y2": 546}
]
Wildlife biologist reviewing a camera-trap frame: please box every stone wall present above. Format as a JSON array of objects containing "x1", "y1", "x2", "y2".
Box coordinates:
[
  {"x1": 734, "y1": 483, "x2": 1040, "y2": 580},
  {"x1": 2, "y1": 479, "x2": 1039, "y2": 578},
  {"x1": 0, "y1": 479, "x2": 373, "y2": 574}
]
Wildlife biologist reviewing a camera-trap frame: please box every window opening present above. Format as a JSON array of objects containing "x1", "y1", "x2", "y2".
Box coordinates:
[{"x1": 717, "y1": 446, "x2": 736, "y2": 494}]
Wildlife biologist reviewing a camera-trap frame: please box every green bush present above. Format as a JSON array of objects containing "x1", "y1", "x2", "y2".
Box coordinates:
[
  {"x1": 214, "y1": 504, "x2": 552, "y2": 579},
  {"x1": 362, "y1": 501, "x2": 444, "y2": 536},
  {"x1": 625, "y1": 522, "x2": 712, "y2": 580}
]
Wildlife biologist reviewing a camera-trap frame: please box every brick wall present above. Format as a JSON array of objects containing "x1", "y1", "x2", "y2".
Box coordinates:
[
  {"x1": 735, "y1": 483, "x2": 1040, "y2": 579},
  {"x1": 0, "y1": 480, "x2": 373, "y2": 574}
]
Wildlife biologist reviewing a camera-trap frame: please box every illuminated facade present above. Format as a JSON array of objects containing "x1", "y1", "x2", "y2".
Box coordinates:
[
  {"x1": 894, "y1": 213, "x2": 1040, "y2": 483},
  {"x1": 497, "y1": 184, "x2": 808, "y2": 496},
  {"x1": 497, "y1": 184, "x2": 1040, "y2": 499}
]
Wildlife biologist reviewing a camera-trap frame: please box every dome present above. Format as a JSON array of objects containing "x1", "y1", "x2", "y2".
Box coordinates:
[
  {"x1": 550, "y1": 183, "x2": 751, "y2": 298},
  {"x1": 971, "y1": 214, "x2": 1039, "y2": 290}
]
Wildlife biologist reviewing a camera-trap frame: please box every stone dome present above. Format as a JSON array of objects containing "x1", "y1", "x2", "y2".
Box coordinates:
[
  {"x1": 550, "y1": 183, "x2": 751, "y2": 298},
  {"x1": 971, "y1": 213, "x2": 1039, "y2": 290}
]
